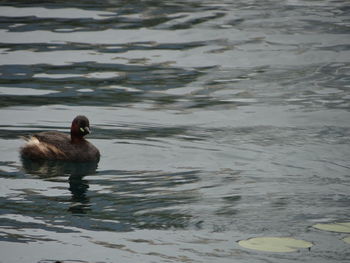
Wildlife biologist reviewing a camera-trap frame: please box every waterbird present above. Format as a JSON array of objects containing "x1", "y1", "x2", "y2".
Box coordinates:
[{"x1": 20, "y1": 115, "x2": 100, "y2": 162}]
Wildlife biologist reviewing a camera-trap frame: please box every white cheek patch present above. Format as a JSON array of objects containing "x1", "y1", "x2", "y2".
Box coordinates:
[{"x1": 80, "y1": 127, "x2": 85, "y2": 133}]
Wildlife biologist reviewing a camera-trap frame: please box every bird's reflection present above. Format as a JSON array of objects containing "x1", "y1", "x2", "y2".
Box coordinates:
[{"x1": 21, "y1": 158, "x2": 98, "y2": 214}]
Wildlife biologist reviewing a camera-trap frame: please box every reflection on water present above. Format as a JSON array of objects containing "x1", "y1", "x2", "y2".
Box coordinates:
[
  {"x1": 68, "y1": 174, "x2": 90, "y2": 214},
  {"x1": 21, "y1": 159, "x2": 97, "y2": 214},
  {"x1": 0, "y1": 0, "x2": 350, "y2": 262},
  {"x1": 21, "y1": 159, "x2": 98, "y2": 178},
  {"x1": 18, "y1": 157, "x2": 200, "y2": 230}
]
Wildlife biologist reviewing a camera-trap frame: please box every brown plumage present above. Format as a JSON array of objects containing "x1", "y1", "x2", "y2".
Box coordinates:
[{"x1": 20, "y1": 116, "x2": 100, "y2": 162}]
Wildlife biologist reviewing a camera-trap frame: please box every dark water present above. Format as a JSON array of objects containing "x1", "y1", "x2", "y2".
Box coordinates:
[{"x1": 1, "y1": 0, "x2": 350, "y2": 262}]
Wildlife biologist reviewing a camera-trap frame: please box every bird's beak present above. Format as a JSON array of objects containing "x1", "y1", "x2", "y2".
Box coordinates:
[{"x1": 80, "y1": 127, "x2": 90, "y2": 134}]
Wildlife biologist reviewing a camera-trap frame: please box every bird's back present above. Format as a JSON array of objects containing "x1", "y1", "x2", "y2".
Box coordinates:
[{"x1": 21, "y1": 131, "x2": 100, "y2": 162}]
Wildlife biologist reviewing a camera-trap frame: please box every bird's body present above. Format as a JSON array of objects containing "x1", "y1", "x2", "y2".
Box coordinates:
[{"x1": 20, "y1": 116, "x2": 100, "y2": 162}]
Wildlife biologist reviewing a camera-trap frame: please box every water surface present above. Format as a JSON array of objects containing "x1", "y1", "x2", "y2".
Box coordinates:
[{"x1": 0, "y1": 1, "x2": 350, "y2": 262}]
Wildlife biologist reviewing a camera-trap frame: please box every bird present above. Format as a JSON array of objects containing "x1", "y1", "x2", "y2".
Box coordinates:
[{"x1": 20, "y1": 115, "x2": 100, "y2": 162}]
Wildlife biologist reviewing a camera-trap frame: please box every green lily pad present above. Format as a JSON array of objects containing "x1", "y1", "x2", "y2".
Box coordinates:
[
  {"x1": 313, "y1": 222, "x2": 350, "y2": 233},
  {"x1": 238, "y1": 237, "x2": 312, "y2": 252},
  {"x1": 238, "y1": 237, "x2": 313, "y2": 252},
  {"x1": 343, "y1": 236, "x2": 350, "y2": 244}
]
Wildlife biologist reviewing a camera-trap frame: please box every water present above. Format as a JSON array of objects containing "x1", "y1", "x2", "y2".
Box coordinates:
[{"x1": 0, "y1": 0, "x2": 349, "y2": 262}]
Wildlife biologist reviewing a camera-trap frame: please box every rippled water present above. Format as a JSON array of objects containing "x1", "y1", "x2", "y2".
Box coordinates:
[{"x1": 1, "y1": 1, "x2": 350, "y2": 262}]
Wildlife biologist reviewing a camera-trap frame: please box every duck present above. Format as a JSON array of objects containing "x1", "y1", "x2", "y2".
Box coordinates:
[{"x1": 20, "y1": 115, "x2": 100, "y2": 162}]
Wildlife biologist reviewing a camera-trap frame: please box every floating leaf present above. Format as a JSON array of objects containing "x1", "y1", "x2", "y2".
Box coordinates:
[
  {"x1": 313, "y1": 222, "x2": 350, "y2": 233},
  {"x1": 238, "y1": 237, "x2": 313, "y2": 252},
  {"x1": 343, "y1": 236, "x2": 350, "y2": 244}
]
